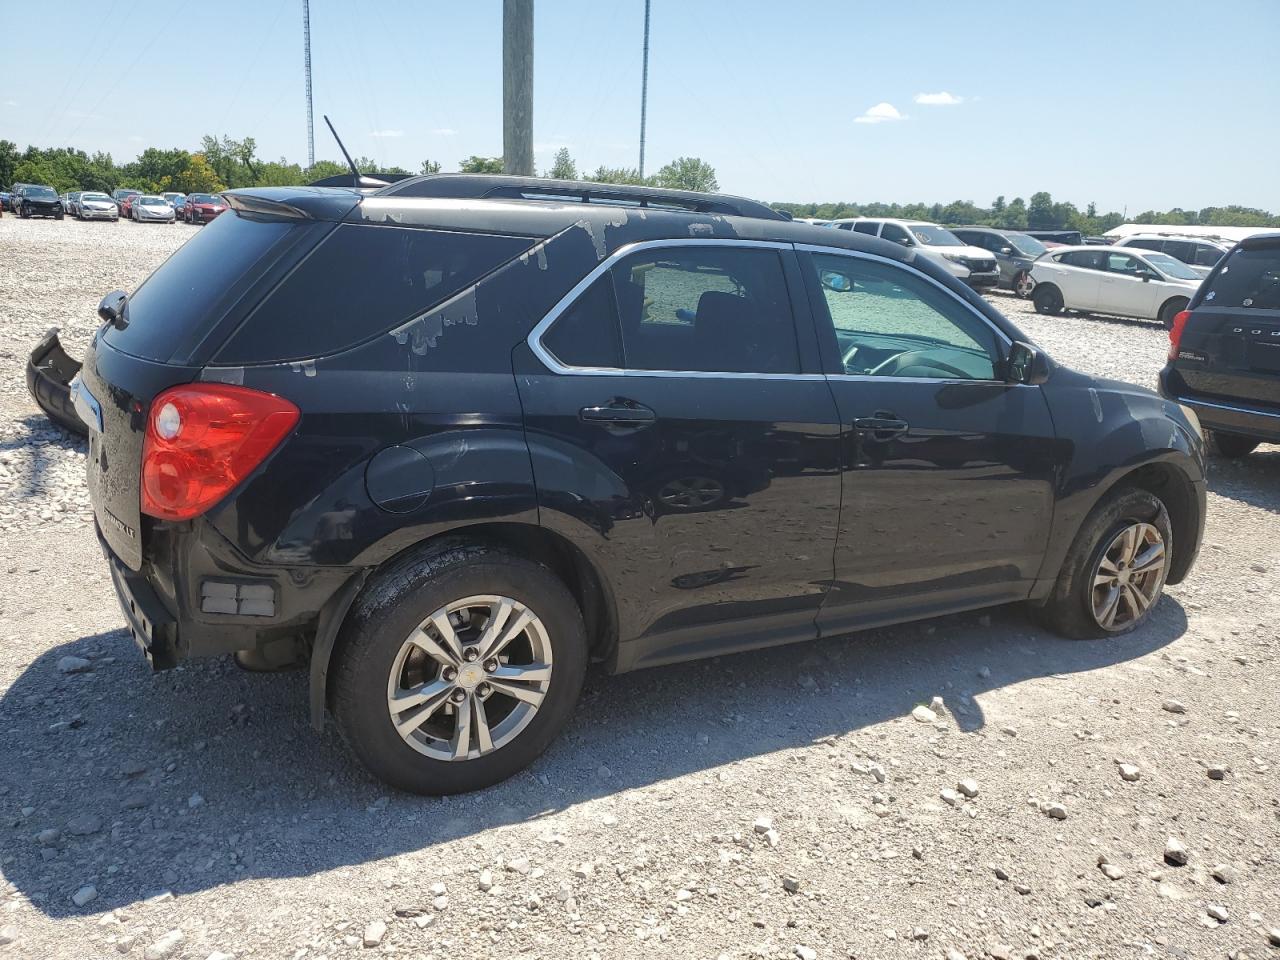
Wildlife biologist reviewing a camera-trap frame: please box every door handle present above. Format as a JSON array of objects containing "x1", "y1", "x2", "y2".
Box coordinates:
[
  {"x1": 853, "y1": 416, "x2": 909, "y2": 439},
  {"x1": 580, "y1": 399, "x2": 657, "y2": 426}
]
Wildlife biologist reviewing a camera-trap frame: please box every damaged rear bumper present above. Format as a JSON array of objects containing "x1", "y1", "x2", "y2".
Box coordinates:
[{"x1": 26, "y1": 328, "x2": 87, "y2": 436}]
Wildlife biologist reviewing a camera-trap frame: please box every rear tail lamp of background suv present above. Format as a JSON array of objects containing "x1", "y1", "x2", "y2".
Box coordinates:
[
  {"x1": 1167, "y1": 309, "x2": 1192, "y2": 361},
  {"x1": 141, "y1": 384, "x2": 299, "y2": 520}
]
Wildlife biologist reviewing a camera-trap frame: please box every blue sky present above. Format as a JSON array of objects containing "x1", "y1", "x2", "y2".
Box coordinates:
[{"x1": 4, "y1": 0, "x2": 1278, "y2": 211}]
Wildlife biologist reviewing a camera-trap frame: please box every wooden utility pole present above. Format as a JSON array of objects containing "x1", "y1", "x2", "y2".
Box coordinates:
[
  {"x1": 639, "y1": 0, "x2": 651, "y2": 178},
  {"x1": 503, "y1": 0, "x2": 534, "y2": 176}
]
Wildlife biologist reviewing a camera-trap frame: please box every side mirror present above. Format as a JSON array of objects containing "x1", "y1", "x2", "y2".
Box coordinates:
[
  {"x1": 1005, "y1": 340, "x2": 1050, "y2": 385},
  {"x1": 98, "y1": 290, "x2": 128, "y2": 329},
  {"x1": 999, "y1": 246, "x2": 1014, "y2": 255},
  {"x1": 897, "y1": 237, "x2": 912, "y2": 247}
]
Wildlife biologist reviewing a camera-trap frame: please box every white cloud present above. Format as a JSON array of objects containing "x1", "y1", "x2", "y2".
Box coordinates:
[
  {"x1": 369, "y1": 129, "x2": 404, "y2": 138},
  {"x1": 430, "y1": 127, "x2": 457, "y2": 136},
  {"x1": 853, "y1": 102, "x2": 906, "y2": 124},
  {"x1": 914, "y1": 91, "x2": 965, "y2": 106},
  {"x1": 2, "y1": 99, "x2": 16, "y2": 107}
]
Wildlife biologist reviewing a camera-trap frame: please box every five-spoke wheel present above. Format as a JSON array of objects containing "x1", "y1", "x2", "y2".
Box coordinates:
[{"x1": 1090, "y1": 522, "x2": 1166, "y2": 631}]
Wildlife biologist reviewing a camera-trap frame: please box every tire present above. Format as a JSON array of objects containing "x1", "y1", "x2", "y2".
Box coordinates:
[
  {"x1": 1032, "y1": 284, "x2": 1063, "y2": 315},
  {"x1": 1205, "y1": 430, "x2": 1260, "y2": 459},
  {"x1": 1033, "y1": 487, "x2": 1172, "y2": 640},
  {"x1": 331, "y1": 541, "x2": 588, "y2": 795},
  {"x1": 1013, "y1": 270, "x2": 1035, "y2": 299},
  {"x1": 1158, "y1": 297, "x2": 1189, "y2": 331},
  {"x1": 54, "y1": 211, "x2": 63, "y2": 220}
]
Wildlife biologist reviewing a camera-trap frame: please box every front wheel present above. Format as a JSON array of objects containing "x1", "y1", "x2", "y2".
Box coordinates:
[
  {"x1": 1205, "y1": 430, "x2": 1260, "y2": 459},
  {"x1": 1033, "y1": 488, "x2": 1172, "y2": 640},
  {"x1": 1032, "y1": 284, "x2": 1063, "y2": 315},
  {"x1": 1013, "y1": 270, "x2": 1035, "y2": 299},
  {"x1": 331, "y1": 542, "x2": 588, "y2": 794}
]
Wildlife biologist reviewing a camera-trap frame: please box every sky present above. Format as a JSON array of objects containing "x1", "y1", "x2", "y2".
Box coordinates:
[{"x1": 3, "y1": 0, "x2": 1279, "y2": 213}]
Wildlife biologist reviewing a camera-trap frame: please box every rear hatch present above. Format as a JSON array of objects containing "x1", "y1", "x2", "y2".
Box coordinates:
[
  {"x1": 81, "y1": 192, "x2": 351, "y2": 568},
  {"x1": 1173, "y1": 236, "x2": 1280, "y2": 409}
]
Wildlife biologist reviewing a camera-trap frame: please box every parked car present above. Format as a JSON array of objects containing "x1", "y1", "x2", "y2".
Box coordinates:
[
  {"x1": 0, "y1": 190, "x2": 10, "y2": 211},
  {"x1": 118, "y1": 192, "x2": 141, "y2": 219},
  {"x1": 829, "y1": 218, "x2": 1000, "y2": 288},
  {"x1": 1160, "y1": 232, "x2": 1280, "y2": 459},
  {"x1": 12, "y1": 183, "x2": 64, "y2": 219},
  {"x1": 1029, "y1": 245, "x2": 1201, "y2": 328},
  {"x1": 1021, "y1": 229, "x2": 1083, "y2": 246},
  {"x1": 1113, "y1": 234, "x2": 1231, "y2": 278},
  {"x1": 77, "y1": 191, "x2": 120, "y2": 221},
  {"x1": 952, "y1": 226, "x2": 1048, "y2": 297},
  {"x1": 132, "y1": 194, "x2": 176, "y2": 223},
  {"x1": 161, "y1": 191, "x2": 186, "y2": 213},
  {"x1": 67, "y1": 176, "x2": 1205, "y2": 794},
  {"x1": 183, "y1": 193, "x2": 227, "y2": 223}
]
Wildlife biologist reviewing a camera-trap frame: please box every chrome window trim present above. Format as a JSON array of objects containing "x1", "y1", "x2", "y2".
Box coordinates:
[{"x1": 526, "y1": 238, "x2": 824, "y2": 380}]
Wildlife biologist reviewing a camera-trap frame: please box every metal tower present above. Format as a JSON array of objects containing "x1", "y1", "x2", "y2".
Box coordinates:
[{"x1": 303, "y1": 0, "x2": 314, "y2": 168}]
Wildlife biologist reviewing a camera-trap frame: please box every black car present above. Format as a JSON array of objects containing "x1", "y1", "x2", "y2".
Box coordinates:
[
  {"x1": 13, "y1": 183, "x2": 64, "y2": 219},
  {"x1": 69, "y1": 175, "x2": 1206, "y2": 795},
  {"x1": 952, "y1": 226, "x2": 1049, "y2": 297},
  {"x1": 1160, "y1": 232, "x2": 1280, "y2": 458}
]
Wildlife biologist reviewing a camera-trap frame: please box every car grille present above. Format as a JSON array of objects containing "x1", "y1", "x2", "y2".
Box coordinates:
[{"x1": 964, "y1": 258, "x2": 997, "y2": 272}]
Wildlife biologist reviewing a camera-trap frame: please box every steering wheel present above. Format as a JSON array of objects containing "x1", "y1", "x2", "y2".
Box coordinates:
[{"x1": 867, "y1": 349, "x2": 971, "y2": 379}]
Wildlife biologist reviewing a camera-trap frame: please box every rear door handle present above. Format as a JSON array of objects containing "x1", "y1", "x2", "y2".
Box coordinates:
[
  {"x1": 853, "y1": 416, "x2": 909, "y2": 438},
  {"x1": 580, "y1": 399, "x2": 657, "y2": 426}
]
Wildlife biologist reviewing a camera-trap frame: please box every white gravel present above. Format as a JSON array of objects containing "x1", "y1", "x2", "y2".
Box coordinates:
[{"x1": 1, "y1": 217, "x2": 1278, "y2": 959}]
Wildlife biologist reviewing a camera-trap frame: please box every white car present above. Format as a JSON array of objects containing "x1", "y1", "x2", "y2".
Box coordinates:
[
  {"x1": 1111, "y1": 233, "x2": 1231, "y2": 278},
  {"x1": 132, "y1": 195, "x2": 176, "y2": 223},
  {"x1": 77, "y1": 192, "x2": 119, "y2": 221},
  {"x1": 828, "y1": 217, "x2": 1000, "y2": 289},
  {"x1": 1028, "y1": 245, "x2": 1201, "y2": 328}
]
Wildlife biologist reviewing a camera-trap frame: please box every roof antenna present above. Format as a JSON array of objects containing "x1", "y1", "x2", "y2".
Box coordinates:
[{"x1": 323, "y1": 114, "x2": 386, "y2": 188}]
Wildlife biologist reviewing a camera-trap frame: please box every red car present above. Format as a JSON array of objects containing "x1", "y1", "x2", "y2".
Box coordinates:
[
  {"x1": 118, "y1": 193, "x2": 141, "y2": 219},
  {"x1": 184, "y1": 193, "x2": 227, "y2": 224}
]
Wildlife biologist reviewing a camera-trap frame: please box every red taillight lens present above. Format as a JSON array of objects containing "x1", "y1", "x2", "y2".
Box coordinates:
[
  {"x1": 141, "y1": 384, "x2": 299, "y2": 521},
  {"x1": 1167, "y1": 310, "x2": 1192, "y2": 362}
]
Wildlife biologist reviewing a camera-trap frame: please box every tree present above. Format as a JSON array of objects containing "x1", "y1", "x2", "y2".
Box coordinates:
[
  {"x1": 459, "y1": 155, "x2": 504, "y2": 174},
  {"x1": 652, "y1": 156, "x2": 718, "y2": 192},
  {"x1": 170, "y1": 154, "x2": 224, "y2": 193},
  {"x1": 305, "y1": 160, "x2": 349, "y2": 181},
  {"x1": 547, "y1": 147, "x2": 577, "y2": 180},
  {"x1": 0, "y1": 139, "x2": 19, "y2": 189},
  {"x1": 1003, "y1": 197, "x2": 1028, "y2": 230},
  {"x1": 1027, "y1": 191, "x2": 1055, "y2": 229},
  {"x1": 585, "y1": 165, "x2": 647, "y2": 186},
  {"x1": 420, "y1": 159, "x2": 442, "y2": 175}
]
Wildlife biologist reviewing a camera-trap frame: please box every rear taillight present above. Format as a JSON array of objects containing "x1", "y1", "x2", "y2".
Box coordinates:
[
  {"x1": 1167, "y1": 310, "x2": 1192, "y2": 362},
  {"x1": 141, "y1": 384, "x2": 299, "y2": 521}
]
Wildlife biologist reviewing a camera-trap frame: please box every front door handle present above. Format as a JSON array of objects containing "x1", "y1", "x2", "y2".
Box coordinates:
[
  {"x1": 580, "y1": 399, "x2": 657, "y2": 427},
  {"x1": 853, "y1": 416, "x2": 909, "y2": 439}
]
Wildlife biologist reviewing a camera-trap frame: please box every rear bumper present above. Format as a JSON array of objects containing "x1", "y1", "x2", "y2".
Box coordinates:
[
  {"x1": 1159, "y1": 371, "x2": 1280, "y2": 443},
  {"x1": 26, "y1": 328, "x2": 87, "y2": 436}
]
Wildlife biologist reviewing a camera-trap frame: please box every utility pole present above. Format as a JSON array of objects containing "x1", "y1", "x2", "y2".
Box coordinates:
[
  {"x1": 502, "y1": 0, "x2": 534, "y2": 176},
  {"x1": 639, "y1": 0, "x2": 651, "y2": 178},
  {"x1": 303, "y1": 0, "x2": 314, "y2": 168}
]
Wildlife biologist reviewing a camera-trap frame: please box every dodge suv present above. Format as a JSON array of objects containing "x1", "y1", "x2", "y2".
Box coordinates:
[{"x1": 72, "y1": 175, "x2": 1206, "y2": 794}]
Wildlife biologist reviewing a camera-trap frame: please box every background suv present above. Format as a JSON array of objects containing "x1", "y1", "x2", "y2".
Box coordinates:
[
  {"x1": 830, "y1": 217, "x2": 1000, "y2": 288},
  {"x1": 12, "y1": 183, "x2": 64, "y2": 219},
  {"x1": 73, "y1": 176, "x2": 1204, "y2": 794},
  {"x1": 1161, "y1": 232, "x2": 1280, "y2": 458},
  {"x1": 1030, "y1": 245, "x2": 1202, "y2": 327},
  {"x1": 952, "y1": 226, "x2": 1048, "y2": 297},
  {"x1": 1114, "y1": 233, "x2": 1231, "y2": 278}
]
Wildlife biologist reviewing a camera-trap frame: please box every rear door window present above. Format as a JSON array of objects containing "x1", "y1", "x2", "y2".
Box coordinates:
[
  {"x1": 541, "y1": 276, "x2": 623, "y2": 368},
  {"x1": 853, "y1": 221, "x2": 880, "y2": 236},
  {"x1": 217, "y1": 224, "x2": 534, "y2": 363}
]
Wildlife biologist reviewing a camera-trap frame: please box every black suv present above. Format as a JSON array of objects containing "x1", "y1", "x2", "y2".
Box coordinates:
[
  {"x1": 13, "y1": 182, "x2": 64, "y2": 219},
  {"x1": 73, "y1": 175, "x2": 1206, "y2": 794},
  {"x1": 1160, "y1": 232, "x2": 1280, "y2": 458}
]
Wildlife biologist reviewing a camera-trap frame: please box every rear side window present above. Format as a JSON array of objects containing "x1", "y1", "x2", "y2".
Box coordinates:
[
  {"x1": 1125, "y1": 238, "x2": 1162, "y2": 251},
  {"x1": 853, "y1": 221, "x2": 879, "y2": 236},
  {"x1": 105, "y1": 214, "x2": 297, "y2": 362},
  {"x1": 1204, "y1": 246, "x2": 1280, "y2": 309},
  {"x1": 218, "y1": 224, "x2": 534, "y2": 363}
]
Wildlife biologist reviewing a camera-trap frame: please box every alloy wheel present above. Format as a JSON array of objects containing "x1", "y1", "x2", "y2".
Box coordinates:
[
  {"x1": 386, "y1": 595, "x2": 552, "y2": 761},
  {"x1": 1090, "y1": 522, "x2": 1166, "y2": 630},
  {"x1": 658, "y1": 476, "x2": 725, "y2": 510},
  {"x1": 1014, "y1": 271, "x2": 1035, "y2": 298}
]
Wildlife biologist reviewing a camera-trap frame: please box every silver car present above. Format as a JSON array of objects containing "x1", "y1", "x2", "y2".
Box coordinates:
[
  {"x1": 77, "y1": 192, "x2": 119, "y2": 221},
  {"x1": 132, "y1": 194, "x2": 176, "y2": 223}
]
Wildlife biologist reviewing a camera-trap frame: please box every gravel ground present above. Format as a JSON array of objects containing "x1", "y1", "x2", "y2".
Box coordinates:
[{"x1": 1, "y1": 217, "x2": 1278, "y2": 960}]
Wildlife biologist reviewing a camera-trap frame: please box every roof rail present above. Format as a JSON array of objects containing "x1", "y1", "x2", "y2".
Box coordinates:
[
  {"x1": 308, "y1": 172, "x2": 416, "y2": 189},
  {"x1": 377, "y1": 174, "x2": 787, "y2": 221}
]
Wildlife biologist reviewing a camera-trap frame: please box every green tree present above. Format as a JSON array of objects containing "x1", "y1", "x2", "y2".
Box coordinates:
[
  {"x1": 420, "y1": 159, "x2": 442, "y2": 175},
  {"x1": 1003, "y1": 197, "x2": 1028, "y2": 230},
  {"x1": 0, "y1": 139, "x2": 21, "y2": 189},
  {"x1": 170, "y1": 154, "x2": 225, "y2": 193},
  {"x1": 305, "y1": 159, "x2": 349, "y2": 181},
  {"x1": 547, "y1": 147, "x2": 577, "y2": 180},
  {"x1": 459, "y1": 155, "x2": 504, "y2": 174},
  {"x1": 1027, "y1": 191, "x2": 1055, "y2": 229},
  {"x1": 652, "y1": 156, "x2": 718, "y2": 192},
  {"x1": 585, "y1": 165, "x2": 647, "y2": 186}
]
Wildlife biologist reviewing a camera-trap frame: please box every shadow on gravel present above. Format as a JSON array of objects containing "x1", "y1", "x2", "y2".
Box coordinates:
[
  {"x1": 0, "y1": 599, "x2": 1186, "y2": 917},
  {"x1": 1205, "y1": 446, "x2": 1280, "y2": 516}
]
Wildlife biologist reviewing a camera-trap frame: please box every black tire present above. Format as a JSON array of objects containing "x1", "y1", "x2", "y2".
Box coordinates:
[
  {"x1": 1205, "y1": 430, "x2": 1260, "y2": 459},
  {"x1": 1012, "y1": 270, "x2": 1035, "y2": 299},
  {"x1": 54, "y1": 211, "x2": 63, "y2": 220},
  {"x1": 331, "y1": 541, "x2": 588, "y2": 795},
  {"x1": 1033, "y1": 487, "x2": 1172, "y2": 640},
  {"x1": 1032, "y1": 284, "x2": 1063, "y2": 315},
  {"x1": 1158, "y1": 297, "x2": 1189, "y2": 331}
]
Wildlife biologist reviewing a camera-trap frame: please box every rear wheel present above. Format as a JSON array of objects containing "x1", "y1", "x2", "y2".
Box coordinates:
[
  {"x1": 1158, "y1": 297, "x2": 1189, "y2": 331},
  {"x1": 331, "y1": 541, "x2": 588, "y2": 794},
  {"x1": 1013, "y1": 270, "x2": 1035, "y2": 299},
  {"x1": 1205, "y1": 430, "x2": 1260, "y2": 459},
  {"x1": 1032, "y1": 284, "x2": 1063, "y2": 315},
  {"x1": 1033, "y1": 487, "x2": 1172, "y2": 640}
]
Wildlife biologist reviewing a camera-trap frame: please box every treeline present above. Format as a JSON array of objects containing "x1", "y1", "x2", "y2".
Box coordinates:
[
  {"x1": 773, "y1": 192, "x2": 1280, "y2": 233},
  {"x1": 0, "y1": 138, "x2": 720, "y2": 195}
]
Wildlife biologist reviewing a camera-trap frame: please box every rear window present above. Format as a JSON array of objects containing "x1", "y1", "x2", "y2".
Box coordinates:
[
  {"x1": 104, "y1": 214, "x2": 298, "y2": 362},
  {"x1": 216, "y1": 224, "x2": 534, "y2": 363},
  {"x1": 1203, "y1": 245, "x2": 1280, "y2": 310}
]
